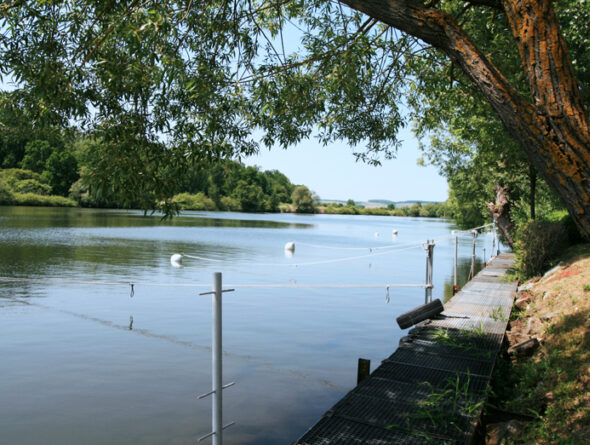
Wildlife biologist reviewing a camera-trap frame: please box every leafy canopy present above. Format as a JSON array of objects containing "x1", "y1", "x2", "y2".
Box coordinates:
[{"x1": 1, "y1": 0, "x2": 589, "y2": 214}]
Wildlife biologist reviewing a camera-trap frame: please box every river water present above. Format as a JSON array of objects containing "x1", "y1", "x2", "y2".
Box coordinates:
[{"x1": 0, "y1": 206, "x2": 497, "y2": 445}]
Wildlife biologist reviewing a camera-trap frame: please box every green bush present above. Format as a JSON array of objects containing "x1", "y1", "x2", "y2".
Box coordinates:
[
  {"x1": 514, "y1": 220, "x2": 569, "y2": 279},
  {"x1": 219, "y1": 196, "x2": 240, "y2": 211},
  {"x1": 173, "y1": 192, "x2": 217, "y2": 211},
  {"x1": 359, "y1": 207, "x2": 391, "y2": 216},
  {"x1": 0, "y1": 168, "x2": 43, "y2": 187},
  {"x1": 13, "y1": 178, "x2": 52, "y2": 195},
  {"x1": 0, "y1": 179, "x2": 14, "y2": 204},
  {"x1": 12, "y1": 192, "x2": 77, "y2": 207},
  {"x1": 544, "y1": 210, "x2": 583, "y2": 244}
]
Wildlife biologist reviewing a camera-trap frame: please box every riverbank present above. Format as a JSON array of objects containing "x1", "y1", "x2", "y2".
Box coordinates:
[{"x1": 484, "y1": 243, "x2": 590, "y2": 444}]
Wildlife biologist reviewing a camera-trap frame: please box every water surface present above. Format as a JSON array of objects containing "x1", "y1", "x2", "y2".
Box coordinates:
[{"x1": 0, "y1": 206, "x2": 497, "y2": 444}]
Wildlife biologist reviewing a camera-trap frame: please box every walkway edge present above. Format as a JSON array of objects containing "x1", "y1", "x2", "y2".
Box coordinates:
[{"x1": 294, "y1": 253, "x2": 517, "y2": 445}]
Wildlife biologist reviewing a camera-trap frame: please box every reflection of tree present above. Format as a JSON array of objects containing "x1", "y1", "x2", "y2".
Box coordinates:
[
  {"x1": 443, "y1": 257, "x2": 483, "y2": 303},
  {"x1": 0, "y1": 207, "x2": 314, "y2": 279}
]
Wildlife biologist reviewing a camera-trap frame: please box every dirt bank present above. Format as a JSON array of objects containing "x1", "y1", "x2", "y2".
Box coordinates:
[{"x1": 484, "y1": 244, "x2": 590, "y2": 444}]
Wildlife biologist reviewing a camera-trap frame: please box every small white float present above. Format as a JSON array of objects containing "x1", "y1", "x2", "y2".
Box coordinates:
[
  {"x1": 392, "y1": 229, "x2": 398, "y2": 235},
  {"x1": 170, "y1": 253, "x2": 183, "y2": 268},
  {"x1": 284, "y1": 242, "x2": 295, "y2": 252}
]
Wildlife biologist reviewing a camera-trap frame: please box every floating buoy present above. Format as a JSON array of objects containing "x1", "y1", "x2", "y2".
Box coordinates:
[
  {"x1": 392, "y1": 229, "x2": 398, "y2": 235},
  {"x1": 284, "y1": 242, "x2": 295, "y2": 252},
  {"x1": 170, "y1": 253, "x2": 183, "y2": 268},
  {"x1": 374, "y1": 232, "x2": 380, "y2": 238}
]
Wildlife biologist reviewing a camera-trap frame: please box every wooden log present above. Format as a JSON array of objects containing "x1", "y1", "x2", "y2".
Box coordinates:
[
  {"x1": 396, "y1": 299, "x2": 444, "y2": 329},
  {"x1": 507, "y1": 337, "x2": 539, "y2": 357}
]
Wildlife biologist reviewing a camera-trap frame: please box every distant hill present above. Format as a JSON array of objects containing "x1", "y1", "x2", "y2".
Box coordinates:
[
  {"x1": 367, "y1": 199, "x2": 395, "y2": 205},
  {"x1": 368, "y1": 199, "x2": 443, "y2": 208},
  {"x1": 319, "y1": 199, "x2": 443, "y2": 208}
]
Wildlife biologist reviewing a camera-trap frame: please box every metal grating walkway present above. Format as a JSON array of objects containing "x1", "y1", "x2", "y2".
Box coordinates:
[{"x1": 294, "y1": 253, "x2": 517, "y2": 445}]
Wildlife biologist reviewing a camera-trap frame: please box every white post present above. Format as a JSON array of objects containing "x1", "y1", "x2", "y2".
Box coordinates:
[
  {"x1": 453, "y1": 232, "x2": 458, "y2": 295},
  {"x1": 212, "y1": 272, "x2": 223, "y2": 445},
  {"x1": 470, "y1": 230, "x2": 478, "y2": 280},
  {"x1": 424, "y1": 240, "x2": 434, "y2": 304},
  {"x1": 197, "y1": 275, "x2": 235, "y2": 444}
]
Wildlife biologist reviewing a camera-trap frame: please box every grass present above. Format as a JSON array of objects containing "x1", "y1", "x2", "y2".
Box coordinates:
[
  {"x1": 490, "y1": 306, "x2": 508, "y2": 322},
  {"x1": 388, "y1": 371, "x2": 485, "y2": 440},
  {"x1": 430, "y1": 325, "x2": 493, "y2": 359},
  {"x1": 487, "y1": 243, "x2": 590, "y2": 444}
]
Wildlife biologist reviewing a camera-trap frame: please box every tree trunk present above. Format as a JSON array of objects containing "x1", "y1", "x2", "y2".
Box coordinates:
[
  {"x1": 529, "y1": 165, "x2": 536, "y2": 220},
  {"x1": 487, "y1": 183, "x2": 515, "y2": 248},
  {"x1": 340, "y1": 0, "x2": 590, "y2": 239}
]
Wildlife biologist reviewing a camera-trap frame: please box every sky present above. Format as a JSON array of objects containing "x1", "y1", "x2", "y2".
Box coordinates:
[{"x1": 244, "y1": 127, "x2": 449, "y2": 203}]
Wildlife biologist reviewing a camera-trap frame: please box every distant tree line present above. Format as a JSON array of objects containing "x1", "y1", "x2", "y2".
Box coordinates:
[
  {"x1": 320, "y1": 201, "x2": 448, "y2": 218},
  {"x1": 0, "y1": 118, "x2": 449, "y2": 218},
  {"x1": 0, "y1": 133, "x2": 303, "y2": 213},
  {"x1": 0, "y1": 103, "x2": 447, "y2": 219}
]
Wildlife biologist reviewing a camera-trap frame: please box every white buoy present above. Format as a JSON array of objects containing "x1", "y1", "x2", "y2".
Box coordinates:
[
  {"x1": 284, "y1": 242, "x2": 295, "y2": 252},
  {"x1": 392, "y1": 229, "x2": 398, "y2": 235},
  {"x1": 170, "y1": 253, "x2": 183, "y2": 268},
  {"x1": 374, "y1": 232, "x2": 380, "y2": 238}
]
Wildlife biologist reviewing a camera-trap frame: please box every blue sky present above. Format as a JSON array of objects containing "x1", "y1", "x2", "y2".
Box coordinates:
[{"x1": 244, "y1": 127, "x2": 449, "y2": 203}]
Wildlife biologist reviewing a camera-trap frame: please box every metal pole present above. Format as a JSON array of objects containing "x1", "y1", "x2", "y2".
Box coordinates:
[
  {"x1": 212, "y1": 272, "x2": 223, "y2": 445},
  {"x1": 483, "y1": 247, "x2": 487, "y2": 267},
  {"x1": 470, "y1": 230, "x2": 477, "y2": 280},
  {"x1": 425, "y1": 240, "x2": 434, "y2": 304},
  {"x1": 453, "y1": 232, "x2": 459, "y2": 295}
]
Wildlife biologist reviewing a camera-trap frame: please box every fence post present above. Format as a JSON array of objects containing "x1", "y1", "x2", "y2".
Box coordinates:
[
  {"x1": 198, "y1": 273, "x2": 235, "y2": 444},
  {"x1": 469, "y1": 230, "x2": 478, "y2": 280},
  {"x1": 453, "y1": 231, "x2": 459, "y2": 295},
  {"x1": 212, "y1": 272, "x2": 223, "y2": 445},
  {"x1": 357, "y1": 358, "x2": 371, "y2": 384},
  {"x1": 424, "y1": 240, "x2": 435, "y2": 304},
  {"x1": 483, "y1": 247, "x2": 487, "y2": 267}
]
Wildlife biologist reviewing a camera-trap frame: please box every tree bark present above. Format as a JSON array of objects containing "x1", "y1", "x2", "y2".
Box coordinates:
[
  {"x1": 529, "y1": 165, "x2": 536, "y2": 220},
  {"x1": 488, "y1": 183, "x2": 515, "y2": 248},
  {"x1": 339, "y1": 0, "x2": 590, "y2": 239}
]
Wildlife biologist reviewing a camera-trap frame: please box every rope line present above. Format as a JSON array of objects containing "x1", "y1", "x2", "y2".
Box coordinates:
[
  {"x1": 454, "y1": 223, "x2": 494, "y2": 234},
  {"x1": 287, "y1": 223, "x2": 493, "y2": 252},
  {"x1": 296, "y1": 241, "x2": 400, "y2": 251},
  {"x1": 183, "y1": 243, "x2": 422, "y2": 268},
  {"x1": 0, "y1": 276, "x2": 429, "y2": 289}
]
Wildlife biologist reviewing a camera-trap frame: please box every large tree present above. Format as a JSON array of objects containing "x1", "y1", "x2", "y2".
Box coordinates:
[
  {"x1": 337, "y1": 0, "x2": 590, "y2": 238},
  {"x1": 1, "y1": 1, "x2": 589, "y2": 238}
]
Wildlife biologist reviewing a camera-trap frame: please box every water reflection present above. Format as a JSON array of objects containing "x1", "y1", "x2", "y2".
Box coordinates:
[
  {"x1": 0, "y1": 206, "x2": 313, "y2": 229},
  {"x1": 443, "y1": 256, "x2": 484, "y2": 302}
]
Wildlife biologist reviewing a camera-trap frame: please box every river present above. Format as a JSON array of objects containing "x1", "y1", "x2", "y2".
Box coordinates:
[{"x1": 0, "y1": 206, "x2": 497, "y2": 444}]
